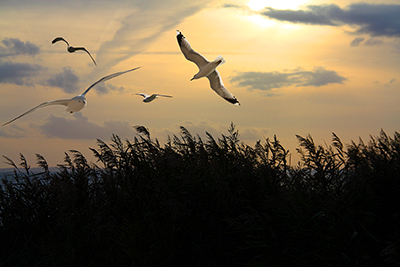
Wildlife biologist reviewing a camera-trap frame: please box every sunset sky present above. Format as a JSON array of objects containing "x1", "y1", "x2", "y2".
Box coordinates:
[{"x1": 1, "y1": 0, "x2": 399, "y2": 169}]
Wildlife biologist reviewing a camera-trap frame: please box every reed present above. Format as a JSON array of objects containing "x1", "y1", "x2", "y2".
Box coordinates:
[{"x1": 0, "y1": 125, "x2": 399, "y2": 266}]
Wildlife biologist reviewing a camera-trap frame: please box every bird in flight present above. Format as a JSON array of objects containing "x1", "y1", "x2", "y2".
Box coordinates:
[
  {"x1": 2, "y1": 67, "x2": 141, "y2": 126},
  {"x1": 52, "y1": 37, "x2": 97, "y2": 66},
  {"x1": 176, "y1": 30, "x2": 239, "y2": 105},
  {"x1": 135, "y1": 93, "x2": 173, "y2": 103}
]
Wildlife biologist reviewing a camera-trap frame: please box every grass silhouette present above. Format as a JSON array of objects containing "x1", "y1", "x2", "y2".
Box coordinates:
[{"x1": 1, "y1": 124, "x2": 399, "y2": 266}]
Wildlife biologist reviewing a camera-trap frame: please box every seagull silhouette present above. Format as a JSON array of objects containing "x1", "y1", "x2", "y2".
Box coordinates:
[
  {"x1": 176, "y1": 30, "x2": 239, "y2": 105},
  {"x1": 2, "y1": 67, "x2": 141, "y2": 126},
  {"x1": 52, "y1": 37, "x2": 97, "y2": 66},
  {"x1": 135, "y1": 93, "x2": 173, "y2": 103}
]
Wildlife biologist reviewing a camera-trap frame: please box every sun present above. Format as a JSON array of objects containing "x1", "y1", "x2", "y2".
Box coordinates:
[
  {"x1": 248, "y1": 0, "x2": 307, "y2": 11},
  {"x1": 247, "y1": 0, "x2": 307, "y2": 27}
]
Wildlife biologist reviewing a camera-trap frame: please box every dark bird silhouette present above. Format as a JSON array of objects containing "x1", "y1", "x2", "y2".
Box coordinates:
[{"x1": 52, "y1": 37, "x2": 97, "y2": 66}]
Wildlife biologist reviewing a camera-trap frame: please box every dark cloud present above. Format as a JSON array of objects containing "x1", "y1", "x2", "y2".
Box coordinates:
[
  {"x1": 230, "y1": 67, "x2": 347, "y2": 92},
  {"x1": 0, "y1": 60, "x2": 42, "y2": 86},
  {"x1": 364, "y1": 38, "x2": 384, "y2": 46},
  {"x1": 36, "y1": 113, "x2": 135, "y2": 140},
  {"x1": 46, "y1": 67, "x2": 80, "y2": 93},
  {"x1": 258, "y1": 3, "x2": 400, "y2": 38},
  {"x1": 350, "y1": 37, "x2": 365, "y2": 47},
  {"x1": 0, "y1": 38, "x2": 40, "y2": 57}
]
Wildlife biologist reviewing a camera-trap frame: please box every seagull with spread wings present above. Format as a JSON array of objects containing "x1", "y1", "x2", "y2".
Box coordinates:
[
  {"x1": 135, "y1": 93, "x2": 173, "y2": 103},
  {"x1": 176, "y1": 30, "x2": 239, "y2": 105},
  {"x1": 2, "y1": 67, "x2": 141, "y2": 126},
  {"x1": 52, "y1": 37, "x2": 97, "y2": 66}
]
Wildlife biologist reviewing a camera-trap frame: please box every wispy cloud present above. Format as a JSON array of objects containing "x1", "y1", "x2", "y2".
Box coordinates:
[
  {"x1": 94, "y1": 0, "x2": 211, "y2": 76},
  {"x1": 46, "y1": 67, "x2": 80, "y2": 94},
  {"x1": 230, "y1": 67, "x2": 347, "y2": 92},
  {"x1": 0, "y1": 38, "x2": 40, "y2": 57},
  {"x1": 0, "y1": 60, "x2": 43, "y2": 86},
  {"x1": 95, "y1": 83, "x2": 126, "y2": 95},
  {"x1": 36, "y1": 113, "x2": 135, "y2": 140}
]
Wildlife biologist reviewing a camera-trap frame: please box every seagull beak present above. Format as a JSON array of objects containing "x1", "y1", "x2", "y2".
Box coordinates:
[{"x1": 190, "y1": 77, "x2": 194, "y2": 81}]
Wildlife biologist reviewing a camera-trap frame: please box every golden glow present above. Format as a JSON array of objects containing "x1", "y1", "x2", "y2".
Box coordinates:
[
  {"x1": 248, "y1": 0, "x2": 308, "y2": 11},
  {"x1": 248, "y1": 15, "x2": 275, "y2": 27},
  {"x1": 247, "y1": 0, "x2": 308, "y2": 27}
]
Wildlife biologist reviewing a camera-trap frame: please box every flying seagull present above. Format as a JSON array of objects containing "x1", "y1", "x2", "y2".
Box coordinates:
[
  {"x1": 176, "y1": 30, "x2": 239, "y2": 105},
  {"x1": 52, "y1": 37, "x2": 97, "y2": 66},
  {"x1": 135, "y1": 93, "x2": 173, "y2": 103},
  {"x1": 2, "y1": 67, "x2": 141, "y2": 126}
]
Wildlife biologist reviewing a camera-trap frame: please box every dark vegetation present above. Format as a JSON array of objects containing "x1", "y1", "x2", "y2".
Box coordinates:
[{"x1": 0, "y1": 124, "x2": 399, "y2": 266}]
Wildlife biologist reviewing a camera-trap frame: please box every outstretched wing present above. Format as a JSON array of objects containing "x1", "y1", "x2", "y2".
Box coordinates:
[
  {"x1": 74, "y1": 47, "x2": 97, "y2": 66},
  {"x1": 136, "y1": 93, "x2": 149, "y2": 98},
  {"x1": 154, "y1": 94, "x2": 173, "y2": 98},
  {"x1": 52, "y1": 37, "x2": 69, "y2": 46},
  {"x1": 81, "y1": 67, "x2": 141, "y2": 96},
  {"x1": 176, "y1": 30, "x2": 208, "y2": 69},
  {"x1": 2, "y1": 99, "x2": 71, "y2": 126},
  {"x1": 206, "y1": 70, "x2": 240, "y2": 105}
]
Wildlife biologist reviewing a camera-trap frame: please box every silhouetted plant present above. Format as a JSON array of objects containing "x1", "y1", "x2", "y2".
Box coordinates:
[{"x1": 0, "y1": 125, "x2": 399, "y2": 266}]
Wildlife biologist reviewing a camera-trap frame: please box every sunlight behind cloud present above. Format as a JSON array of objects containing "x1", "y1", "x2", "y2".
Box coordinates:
[
  {"x1": 248, "y1": 14, "x2": 276, "y2": 27},
  {"x1": 248, "y1": 0, "x2": 307, "y2": 11},
  {"x1": 246, "y1": 0, "x2": 308, "y2": 27}
]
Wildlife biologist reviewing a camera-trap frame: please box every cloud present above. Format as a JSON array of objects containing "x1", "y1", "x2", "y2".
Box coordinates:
[
  {"x1": 258, "y1": 3, "x2": 400, "y2": 38},
  {"x1": 0, "y1": 60, "x2": 43, "y2": 86},
  {"x1": 36, "y1": 113, "x2": 135, "y2": 139},
  {"x1": 0, "y1": 38, "x2": 40, "y2": 57},
  {"x1": 350, "y1": 37, "x2": 365, "y2": 47},
  {"x1": 95, "y1": 83, "x2": 126, "y2": 95},
  {"x1": 93, "y1": 0, "x2": 211, "y2": 77},
  {"x1": 230, "y1": 67, "x2": 347, "y2": 92},
  {"x1": 46, "y1": 67, "x2": 80, "y2": 93},
  {"x1": 364, "y1": 38, "x2": 383, "y2": 46}
]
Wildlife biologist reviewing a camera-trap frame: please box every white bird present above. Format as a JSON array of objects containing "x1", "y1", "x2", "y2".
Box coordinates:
[
  {"x1": 2, "y1": 67, "x2": 141, "y2": 126},
  {"x1": 176, "y1": 30, "x2": 240, "y2": 105},
  {"x1": 135, "y1": 93, "x2": 173, "y2": 103},
  {"x1": 52, "y1": 37, "x2": 97, "y2": 66}
]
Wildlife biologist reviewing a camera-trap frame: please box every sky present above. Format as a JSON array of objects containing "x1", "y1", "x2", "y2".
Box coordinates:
[{"x1": 0, "y1": 0, "x2": 399, "y2": 168}]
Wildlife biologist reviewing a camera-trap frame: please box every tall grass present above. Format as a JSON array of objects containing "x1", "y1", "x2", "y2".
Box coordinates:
[{"x1": 0, "y1": 125, "x2": 399, "y2": 266}]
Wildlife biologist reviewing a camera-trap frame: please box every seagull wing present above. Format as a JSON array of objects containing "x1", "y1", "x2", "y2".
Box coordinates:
[
  {"x1": 52, "y1": 37, "x2": 69, "y2": 46},
  {"x1": 2, "y1": 99, "x2": 71, "y2": 126},
  {"x1": 176, "y1": 30, "x2": 208, "y2": 69},
  {"x1": 154, "y1": 94, "x2": 173, "y2": 98},
  {"x1": 74, "y1": 47, "x2": 97, "y2": 66},
  {"x1": 136, "y1": 93, "x2": 149, "y2": 98},
  {"x1": 206, "y1": 70, "x2": 240, "y2": 105},
  {"x1": 81, "y1": 67, "x2": 141, "y2": 96}
]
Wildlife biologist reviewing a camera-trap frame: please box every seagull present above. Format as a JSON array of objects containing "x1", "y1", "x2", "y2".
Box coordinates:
[
  {"x1": 135, "y1": 93, "x2": 173, "y2": 103},
  {"x1": 2, "y1": 67, "x2": 141, "y2": 126},
  {"x1": 52, "y1": 37, "x2": 97, "y2": 66},
  {"x1": 176, "y1": 30, "x2": 240, "y2": 105}
]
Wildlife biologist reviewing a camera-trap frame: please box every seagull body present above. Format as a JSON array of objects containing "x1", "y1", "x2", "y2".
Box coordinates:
[
  {"x1": 136, "y1": 93, "x2": 172, "y2": 103},
  {"x1": 176, "y1": 30, "x2": 239, "y2": 105},
  {"x1": 52, "y1": 37, "x2": 97, "y2": 66},
  {"x1": 2, "y1": 67, "x2": 141, "y2": 126}
]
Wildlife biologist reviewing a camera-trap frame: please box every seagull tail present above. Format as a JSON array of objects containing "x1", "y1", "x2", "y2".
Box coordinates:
[{"x1": 214, "y1": 55, "x2": 226, "y2": 66}]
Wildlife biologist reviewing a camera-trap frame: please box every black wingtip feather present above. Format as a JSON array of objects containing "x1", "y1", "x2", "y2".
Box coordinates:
[
  {"x1": 224, "y1": 97, "x2": 240, "y2": 105},
  {"x1": 176, "y1": 30, "x2": 184, "y2": 46}
]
